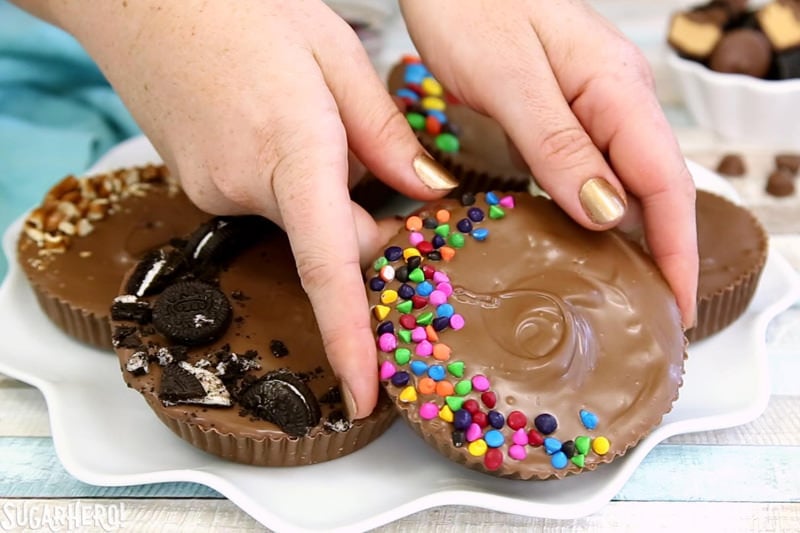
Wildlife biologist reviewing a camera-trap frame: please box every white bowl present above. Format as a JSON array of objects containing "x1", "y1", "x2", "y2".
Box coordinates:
[{"x1": 666, "y1": 50, "x2": 800, "y2": 148}]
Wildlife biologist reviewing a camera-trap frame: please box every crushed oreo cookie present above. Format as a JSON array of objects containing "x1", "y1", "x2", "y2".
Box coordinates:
[
  {"x1": 126, "y1": 349, "x2": 150, "y2": 376},
  {"x1": 323, "y1": 409, "x2": 352, "y2": 432},
  {"x1": 270, "y1": 339, "x2": 289, "y2": 358},
  {"x1": 111, "y1": 325, "x2": 142, "y2": 349},
  {"x1": 159, "y1": 361, "x2": 231, "y2": 406},
  {"x1": 110, "y1": 295, "x2": 152, "y2": 324}
]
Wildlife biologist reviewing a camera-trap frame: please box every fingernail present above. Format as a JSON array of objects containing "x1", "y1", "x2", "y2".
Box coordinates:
[
  {"x1": 579, "y1": 177, "x2": 626, "y2": 225},
  {"x1": 413, "y1": 153, "x2": 459, "y2": 191},
  {"x1": 341, "y1": 381, "x2": 358, "y2": 421}
]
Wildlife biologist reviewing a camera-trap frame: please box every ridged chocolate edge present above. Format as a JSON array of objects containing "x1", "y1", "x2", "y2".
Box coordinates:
[
  {"x1": 387, "y1": 341, "x2": 687, "y2": 481},
  {"x1": 145, "y1": 395, "x2": 397, "y2": 466},
  {"x1": 687, "y1": 255, "x2": 767, "y2": 342},
  {"x1": 687, "y1": 199, "x2": 769, "y2": 343},
  {"x1": 423, "y1": 141, "x2": 532, "y2": 197},
  {"x1": 27, "y1": 279, "x2": 113, "y2": 351}
]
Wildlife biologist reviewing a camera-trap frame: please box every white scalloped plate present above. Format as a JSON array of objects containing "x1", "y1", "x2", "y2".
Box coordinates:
[{"x1": 1, "y1": 136, "x2": 799, "y2": 532}]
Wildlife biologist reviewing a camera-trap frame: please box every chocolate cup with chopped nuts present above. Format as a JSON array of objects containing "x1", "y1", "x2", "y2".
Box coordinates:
[
  {"x1": 111, "y1": 215, "x2": 396, "y2": 466},
  {"x1": 689, "y1": 190, "x2": 769, "y2": 342},
  {"x1": 16, "y1": 165, "x2": 212, "y2": 350}
]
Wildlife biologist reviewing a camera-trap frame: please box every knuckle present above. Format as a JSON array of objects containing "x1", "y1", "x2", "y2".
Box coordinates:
[
  {"x1": 616, "y1": 42, "x2": 656, "y2": 90},
  {"x1": 295, "y1": 253, "x2": 358, "y2": 295},
  {"x1": 538, "y1": 126, "x2": 596, "y2": 167}
]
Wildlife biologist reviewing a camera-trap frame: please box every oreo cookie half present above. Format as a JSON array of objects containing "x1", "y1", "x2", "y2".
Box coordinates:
[
  {"x1": 183, "y1": 215, "x2": 276, "y2": 268},
  {"x1": 124, "y1": 248, "x2": 186, "y2": 297},
  {"x1": 238, "y1": 370, "x2": 322, "y2": 437},
  {"x1": 152, "y1": 280, "x2": 232, "y2": 346}
]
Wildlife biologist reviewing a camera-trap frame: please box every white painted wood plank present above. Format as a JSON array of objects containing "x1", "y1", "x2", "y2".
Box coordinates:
[
  {"x1": 666, "y1": 396, "x2": 800, "y2": 445},
  {"x1": 380, "y1": 502, "x2": 800, "y2": 533},
  {"x1": 0, "y1": 499, "x2": 795, "y2": 532},
  {"x1": 0, "y1": 386, "x2": 49, "y2": 437}
]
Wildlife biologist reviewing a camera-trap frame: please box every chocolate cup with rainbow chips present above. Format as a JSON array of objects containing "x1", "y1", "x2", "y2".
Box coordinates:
[
  {"x1": 112, "y1": 215, "x2": 395, "y2": 466},
  {"x1": 365, "y1": 192, "x2": 686, "y2": 480},
  {"x1": 688, "y1": 190, "x2": 768, "y2": 342},
  {"x1": 388, "y1": 59, "x2": 531, "y2": 196},
  {"x1": 16, "y1": 165, "x2": 212, "y2": 350}
]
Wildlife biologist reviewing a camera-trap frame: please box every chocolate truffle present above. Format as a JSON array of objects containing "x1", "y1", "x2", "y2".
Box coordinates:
[{"x1": 709, "y1": 28, "x2": 773, "y2": 77}]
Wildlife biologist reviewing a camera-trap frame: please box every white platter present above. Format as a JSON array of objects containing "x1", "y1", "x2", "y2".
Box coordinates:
[{"x1": 1, "y1": 136, "x2": 799, "y2": 532}]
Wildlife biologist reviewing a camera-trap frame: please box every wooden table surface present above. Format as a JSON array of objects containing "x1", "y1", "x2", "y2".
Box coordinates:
[{"x1": 2, "y1": 2, "x2": 800, "y2": 531}]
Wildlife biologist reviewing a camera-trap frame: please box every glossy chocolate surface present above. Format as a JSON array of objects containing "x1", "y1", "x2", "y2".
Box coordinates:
[{"x1": 367, "y1": 193, "x2": 685, "y2": 479}]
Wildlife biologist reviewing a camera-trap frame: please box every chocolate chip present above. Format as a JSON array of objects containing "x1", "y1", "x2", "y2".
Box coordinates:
[
  {"x1": 159, "y1": 362, "x2": 206, "y2": 403},
  {"x1": 238, "y1": 370, "x2": 322, "y2": 437},
  {"x1": 460, "y1": 192, "x2": 476, "y2": 206},
  {"x1": 110, "y1": 295, "x2": 152, "y2": 324},
  {"x1": 766, "y1": 168, "x2": 795, "y2": 197},
  {"x1": 152, "y1": 280, "x2": 232, "y2": 346},
  {"x1": 716, "y1": 153, "x2": 746, "y2": 176},
  {"x1": 270, "y1": 339, "x2": 289, "y2": 358},
  {"x1": 776, "y1": 153, "x2": 800, "y2": 175}
]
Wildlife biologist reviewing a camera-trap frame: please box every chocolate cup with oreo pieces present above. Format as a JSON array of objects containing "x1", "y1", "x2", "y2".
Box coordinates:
[
  {"x1": 688, "y1": 190, "x2": 769, "y2": 342},
  {"x1": 111, "y1": 215, "x2": 395, "y2": 466},
  {"x1": 17, "y1": 165, "x2": 212, "y2": 350},
  {"x1": 388, "y1": 58, "x2": 532, "y2": 196}
]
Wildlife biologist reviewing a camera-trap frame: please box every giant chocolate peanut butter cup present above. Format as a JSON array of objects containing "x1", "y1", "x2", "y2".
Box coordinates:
[
  {"x1": 365, "y1": 192, "x2": 686, "y2": 480},
  {"x1": 388, "y1": 58, "x2": 531, "y2": 196},
  {"x1": 17, "y1": 165, "x2": 212, "y2": 350},
  {"x1": 689, "y1": 190, "x2": 768, "y2": 342},
  {"x1": 112, "y1": 215, "x2": 395, "y2": 466}
]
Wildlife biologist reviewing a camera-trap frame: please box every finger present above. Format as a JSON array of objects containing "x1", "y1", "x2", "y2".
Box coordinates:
[
  {"x1": 350, "y1": 201, "x2": 402, "y2": 267},
  {"x1": 454, "y1": 19, "x2": 628, "y2": 230},
  {"x1": 542, "y1": 8, "x2": 698, "y2": 327},
  {"x1": 268, "y1": 79, "x2": 379, "y2": 421},
  {"x1": 575, "y1": 82, "x2": 698, "y2": 326},
  {"x1": 312, "y1": 19, "x2": 459, "y2": 199}
]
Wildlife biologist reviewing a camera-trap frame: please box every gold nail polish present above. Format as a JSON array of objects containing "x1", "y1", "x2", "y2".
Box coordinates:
[
  {"x1": 579, "y1": 177, "x2": 626, "y2": 225},
  {"x1": 341, "y1": 382, "x2": 358, "y2": 421},
  {"x1": 413, "y1": 153, "x2": 459, "y2": 191}
]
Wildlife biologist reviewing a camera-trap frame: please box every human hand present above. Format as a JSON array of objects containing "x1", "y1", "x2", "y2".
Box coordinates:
[
  {"x1": 36, "y1": 0, "x2": 458, "y2": 419},
  {"x1": 400, "y1": 0, "x2": 698, "y2": 328}
]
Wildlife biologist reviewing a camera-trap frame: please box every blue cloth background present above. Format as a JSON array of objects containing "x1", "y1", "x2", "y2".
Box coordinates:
[{"x1": 0, "y1": 1, "x2": 139, "y2": 279}]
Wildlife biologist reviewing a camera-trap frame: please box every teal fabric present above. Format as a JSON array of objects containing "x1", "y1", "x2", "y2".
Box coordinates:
[{"x1": 0, "y1": 1, "x2": 140, "y2": 279}]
